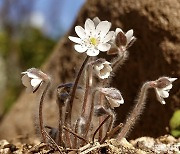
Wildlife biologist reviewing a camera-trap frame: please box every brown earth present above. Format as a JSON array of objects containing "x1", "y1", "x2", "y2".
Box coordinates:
[{"x1": 0, "y1": 0, "x2": 179, "y2": 142}]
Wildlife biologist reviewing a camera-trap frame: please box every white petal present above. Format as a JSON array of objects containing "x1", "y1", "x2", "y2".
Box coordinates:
[
  {"x1": 68, "y1": 36, "x2": 81, "y2": 44},
  {"x1": 85, "y1": 18, "x2": 95, "y2": 35},
  {"x1": 106, "y1": 97, "x2": 120, "y2": 108},
  {"x1": 93, "y1": 17, "x2": 101, "y2": 26},
  {"x1": 27, "y1": 72, "x2": 39, "y2": 79},
  {"x1": 168, "y1": 78, "x2": 177, "y2": 82},
  {"x1": 95, "y1": 64, "x2": 104, "y2": 70},
  {"x1": 117, "y1": 98, "x2": 124, "y2": 104},
  {"x1": 75, "y1": 26, "x2": 86, "y2": 39},
  {"x1": 102, "y1": 31, "x2": 115, "y2": 43},
  {"x1": 74, "y1": 45, "x2": 87, "y2": 53},
  {"x1": 86, "y1": 48, "x2": 99, "y2": 56},
  {"x1": 96, "y1": 21, "x2": 111, "y2": 38},
  {"x1": 155, "y1": 89, "x2": 166, "y2": 104},
  {"x1": 158, "y1": 89, "x2": 169, "y2": 98},
  {"x1": 163, "y1": 84, "x2": 172, "y2": 91},
  {"x1": 115, "y1": 28, "x2": 124, "y2": 36},
  {"x1": 97, "y1": 43, "x2": 111, "y2": 51},
  {"x1": 125, "y1": 29, "x2": 134, "y2": 44},
  {"x1": 31, "y1": 78, "x2": 42, "y2": 88},
  {"x1": 22, "y1": 74, "x2": 31, "y2": 88}
]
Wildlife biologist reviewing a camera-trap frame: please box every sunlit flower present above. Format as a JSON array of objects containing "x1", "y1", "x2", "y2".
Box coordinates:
[
  {"x1": 93, "y1": 58, "x2": 112, "y2": 79},
  {"x1": 151, "y1": 77, "x2": 177, "y2": 104},
  {"x1": 98, "y1": 87, "x2": 124, "y2": 108},
  {"x1": 21, "y1": 68, "x2": 50, "y2": 93},
  {"x1": 108, "y1": 28, "x2": 136, "y2": 55},
  {"x1": 69, "y1": 17, "x2": 114, "y2": 56}
]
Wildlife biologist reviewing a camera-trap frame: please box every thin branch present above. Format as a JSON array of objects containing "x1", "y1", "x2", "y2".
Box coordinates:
[{"x1": 63, "y1": 126, "x2": 88, "y2": 144}]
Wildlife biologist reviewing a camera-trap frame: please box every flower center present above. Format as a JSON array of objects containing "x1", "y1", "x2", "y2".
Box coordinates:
[{"x1": 90, "y1": 37, "x2": 98, "y2": 46}]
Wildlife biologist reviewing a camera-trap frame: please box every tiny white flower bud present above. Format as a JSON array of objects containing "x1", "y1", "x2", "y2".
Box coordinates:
[
  {"x1": 98, "y1": 87, "x2": 124, "y2": 108},
  {"x1": 93, "y1": 58, "x2": 112, "y2": 79},
  {"x1": 151, "y1": 77, "x2": 177, "y2": 104},
  {"x1": 21, "y1": 68, "x2": 50, "y2": 93},
  {"x1": 108, "y1": 28, "x2": 136, "y2": 55}
]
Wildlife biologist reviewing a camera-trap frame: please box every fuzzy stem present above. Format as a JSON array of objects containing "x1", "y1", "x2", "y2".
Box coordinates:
[
  {"x1": 80, "y1": 63, "x2": 93, "y2": 139},
  {"x1": 117, "y1": 82, "x2": 150, "y2": 140},
  {"x1": 64, "y1": 56, "x2": 89, "y2": 148},
  {"x1": 68, "y1": 56, "x2": 89, "y2": 123},
  {"x1": 101, "y1": 123, "x2": 123, "y2": 143},
  {"x1": 39, "y1": 81, "x2": 50, "y2": 143},
  {"x1": 111, "y1": 50, "x2": 128, "y2": 69},
  {"x1": 98, "y1": 91, "x2": 104, "y2": 141},
  {"x1": 100, "y1": 113, "x2": 115, "y2": 143},
  {"x1": 92, "y1": 115, "x2": 110, "y2": 143},
  {"x1": 57, "y1": 103, "x2": 63, "y2": 146},
  {"x1": 81, "y1": 63, "x2": 93, "y2": 116}
]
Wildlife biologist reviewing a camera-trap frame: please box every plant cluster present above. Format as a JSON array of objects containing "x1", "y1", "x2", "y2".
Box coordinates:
[{"x1": 21, "y1": 17, "x2": 177, "y2": 152}]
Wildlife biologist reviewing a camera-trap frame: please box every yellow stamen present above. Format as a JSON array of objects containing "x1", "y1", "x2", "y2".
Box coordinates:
[{"x1": 90, "y1": 37, "x2": 97, "y2": 46}]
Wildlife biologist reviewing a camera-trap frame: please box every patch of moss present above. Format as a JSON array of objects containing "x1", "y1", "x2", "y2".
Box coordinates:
[{"x1": 169, "y1": 110, "x2": 180, "y2": 137}]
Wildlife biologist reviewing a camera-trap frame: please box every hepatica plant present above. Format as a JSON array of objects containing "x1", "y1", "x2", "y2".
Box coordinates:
[{"x1": 21, "y1": 17, "x2": 177, "y2": 152}]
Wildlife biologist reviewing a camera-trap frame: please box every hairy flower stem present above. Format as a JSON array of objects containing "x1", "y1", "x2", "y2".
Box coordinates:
[
  {"x1": 81, "y1": 63, "x2": 93, "y2": 138},
  {"x1": 111, "y1": 51, "x2": 128, "y2": 70},
  {"x1": 57, "y1": 102, "x2": 63, "y2": 146},
  {"x1": 66, "y1": 56, "x2": 89, "y2": 124},
  {"x1": 64, "y1": 56, "x2": 89, "y2": 148},
  {"x1": 92, "y1": 115, "x2": 110, "y2": 143},
  {"x1": 98, "y1": 87, "x2": 104, "y2": 141},
  {"x1": 117, "y1": 82, "x2": 151, "y2": 141},
  {"x1": 100, "y1": 113, "x2": 115, "y2": 143},
  {"x1": 101, "y1": 123, "x2": 123, "y2": 143},
  {"x1": 39, "y1": 81, "x2": 50, "y2": 143}
]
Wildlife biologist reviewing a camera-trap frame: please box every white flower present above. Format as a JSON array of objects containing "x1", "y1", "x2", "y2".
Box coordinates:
[
  {"x1": 21, "y1": 68, "x2": 50, "y2": 93},
  {"x1": 93, "y1": 59, "x2": 112, "y2": 79},
  {"x1": 98, "y1": 87, "x2": 124, "y2": 108},
  {"x1": 153, "y1": 77, "x2": 177, "y2": 104},
  {"x1": 69, "y1": 17, "x2": 114, "y2": 56},
  {"x1": 108, "y1": 28, "x2": 136, "y2": 55}
]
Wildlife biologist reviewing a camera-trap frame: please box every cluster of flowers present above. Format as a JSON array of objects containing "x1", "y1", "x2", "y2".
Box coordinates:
[{"x1": 21, "y1": 17, "x2": 177, "y2": 151}]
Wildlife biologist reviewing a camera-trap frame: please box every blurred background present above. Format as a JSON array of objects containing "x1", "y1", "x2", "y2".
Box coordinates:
[{"x1": 0, "y1": 0, "x2": 85, "y2": 118}]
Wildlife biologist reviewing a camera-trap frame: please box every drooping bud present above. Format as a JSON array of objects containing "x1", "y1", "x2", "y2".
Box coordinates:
[
  {"x1": 93, "y1": 58, "x2": 112, "y2": 79},
  {"x1": 151, "y1": 77, "x2": 177, "y2": 104},
  {"x1": 98, "y1": 87, "x2": 124, "y2": 108},
  {"x1": 21, "y1": 68, "x2": 50, "y2": 93}
]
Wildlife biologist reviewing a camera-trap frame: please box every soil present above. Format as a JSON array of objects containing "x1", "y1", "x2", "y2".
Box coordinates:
[{"x1": 0, "y1": 135, "x2": 179, "y2": 154}]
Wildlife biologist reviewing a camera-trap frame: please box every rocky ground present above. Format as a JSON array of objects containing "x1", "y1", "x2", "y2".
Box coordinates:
[{"x1": 0, "y1": 135, "x2": 179, "y2": 154}]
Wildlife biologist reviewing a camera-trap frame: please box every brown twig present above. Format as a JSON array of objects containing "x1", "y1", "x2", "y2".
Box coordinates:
[
  {"x1": 63, "y1": 126, "x2": 88, "y2": 144},
  {"x1": 43, "y1": 129, "x2": 63, "y2": 154}
]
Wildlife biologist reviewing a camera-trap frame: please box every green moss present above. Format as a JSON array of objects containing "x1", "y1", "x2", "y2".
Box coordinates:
[{"x1": 169, "y1": 110, "x2": 180, "y2": 137}]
